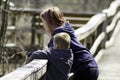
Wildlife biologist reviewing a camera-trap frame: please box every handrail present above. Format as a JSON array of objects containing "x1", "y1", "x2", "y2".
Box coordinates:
[
  {"x1": 90, "y1": 11, "x2": 120, "y2": 55},
  {"x1": 73, "y1": 0, "x2": 120, "y2": 65},
  {"x1": 75, "y1": 13, "x2": 106, "y2": 40},
  {"x1": 75, "y1": 0, "x2": 120, "y2": 41},
  {"x1": 107, "y1": 11, "x2": 120, "y2": 33},
  {"x1": 102, "y1": 0, "x2": 120, "y2": 17},
  {"x1": 106, "y1": 12, "x2": 120, "y2": 47},
  {"x1": 0, "y1": 59, "x2": 48, "y2": 80},
  {"x1": 95, "y1": 19, "x2": 120, "y2": 62}
]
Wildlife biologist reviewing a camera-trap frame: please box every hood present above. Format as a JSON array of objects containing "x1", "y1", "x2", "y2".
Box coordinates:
[{"x1": 52, "y1": 21, "x2": 75, "y2": 36}]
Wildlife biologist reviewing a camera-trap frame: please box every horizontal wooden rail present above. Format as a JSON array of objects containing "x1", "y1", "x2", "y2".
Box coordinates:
[
  {"x1": 75, "y1": 13, "x2": 106, "y2": 40},
  {"x1": 106, "y1": 12, "x2": 120, "y2": 47},
  {"x1": 9, "y1": 7, "x2": 95, "y2": 28},
  {"x1": 107, "y1": 11, "x2": 120, "y2": 33},
  {"x1": 64, "y1": 12, "x2": 96, "y2": 17},
  {"x1": 95, "y1": 19, "x2": 120, "y2": 62},
  {"x1": 89, "y1": 11, "x2": 120, "y2": 55},
  {"x1": 0, "y1": 59, "x2": 48, "y2": 80},
  {"x1": 102, "y1": 0, "x2": 120, "y2": 17}
]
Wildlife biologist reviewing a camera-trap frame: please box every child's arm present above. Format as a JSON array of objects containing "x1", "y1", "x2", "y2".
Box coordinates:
[{"x1": 28, "y1": 50, "x2": 48, "y2": 62}]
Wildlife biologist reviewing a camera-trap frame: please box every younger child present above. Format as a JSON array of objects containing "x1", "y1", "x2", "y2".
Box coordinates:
[{"x1": 28, "y1": 32, "x2": 73, "y2": 80}]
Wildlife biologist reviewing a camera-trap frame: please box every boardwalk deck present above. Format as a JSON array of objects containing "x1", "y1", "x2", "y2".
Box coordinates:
[{"x1": 98, "y1": 23, "x2": 120, "y2": 80}]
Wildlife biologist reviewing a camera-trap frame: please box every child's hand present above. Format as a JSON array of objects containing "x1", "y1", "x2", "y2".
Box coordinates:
[
  {"x1": 24, "y1": 58, "x2": 29, "y2": 64},
  {"x1": 43, "y1": 46, "x2": 48, "y2": 50}
]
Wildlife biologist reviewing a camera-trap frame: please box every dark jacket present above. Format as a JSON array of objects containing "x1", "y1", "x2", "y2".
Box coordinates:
[
  {"x1": 48, "y1": 22, "x2": 98, "y2": 72},
  {"x1": 28, "y1": 49, "x2": 73, "y2": 80}
]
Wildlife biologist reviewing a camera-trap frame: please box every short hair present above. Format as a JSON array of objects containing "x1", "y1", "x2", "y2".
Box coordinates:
[
  {"x1": 54, "y1": 32, "x2": 71, "y2": 49},
  {"x1": 40, "y1": 6, "x2": 66, "y2": 34}
]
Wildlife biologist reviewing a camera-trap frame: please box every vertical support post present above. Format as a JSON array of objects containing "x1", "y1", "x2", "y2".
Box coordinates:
[
  {"x1": 31, "y1": 12, "x2": 36, "y2": 47},
  {"x1": 0, "y1": 0, "x2": 2, "y2": 6},
  {"x1": 83, "y1": 39, "x2": 87, "y2": 48},
  {"x1": 0, "y1": 0, "x2": 9, "y2": 76},
  {"x1": 11, "y1": 14, "x2": 16, "y2": 26},
  {"x1": 101, "y1": 13, "x2": 108, "y2": 49},
  {"x1": 86, "y1": 36, "x2": 91, "y2": 49},
  {"x1": 11, "y1": 14, "x2": 16, "y2": 44},
  {"x1": 34, "y1": 0, "x2": 44, "y2": 49}
]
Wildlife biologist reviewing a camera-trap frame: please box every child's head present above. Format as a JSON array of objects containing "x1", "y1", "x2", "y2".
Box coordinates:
[
  {"x1": 53, "y1": 32, "x2": 71, "y2": 49},
  {"x1": 40, "y1": 6, "x2": 66, "y2": 35}
]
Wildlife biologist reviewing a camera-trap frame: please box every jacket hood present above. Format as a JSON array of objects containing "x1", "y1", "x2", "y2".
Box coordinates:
[
  {"x1": 50, "y1": 49, "x2": 73, "y2": 59},
  {"x1": 52, "y1": 21, "x2": 75, "y2": 36}
]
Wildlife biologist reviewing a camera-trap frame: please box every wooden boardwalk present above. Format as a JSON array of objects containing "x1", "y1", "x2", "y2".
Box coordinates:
[{"x1": 98, "y1": 25, "x2": 120, "y2": 80}]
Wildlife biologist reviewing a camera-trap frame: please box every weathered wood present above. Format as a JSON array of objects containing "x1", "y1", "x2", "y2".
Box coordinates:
[
  {"x1": 9, "y1": 7, "x2": 96, "y2": 16},
  {"x1": 64, "y1": 12, "x2": 96, "y2": 18},
  {"x1": 98, "y1": 23, "x2": 120, "y2": 79},
  {"x1": 74, "y1": 0, "x2": 120, "y2": 59},
  {"x1": 90, "y1": 32, "x2": 105, "y2": 55},
  {"x1": 0, "y1": 59, "x2": 48, "y2": 80},
  {"x1": 67, "y1": 17, "x2": 89, "y2": 24},
  {"x1": 106, "y1": 20, "x2": 120, "y2": 47},
  {"x1": 95, "y1": 19, "x2": 120, "y2": 64},
  {"x1": 5, "y1": 43, "x2": 16, "y2": 47},
  {"x1": 90, "y1": 11, "x2": 120, "y2": 55},
  {"x1": 75, "y1": 13, "x2": 106, "y2": 40},
  {"x1": 75, "y1": 0, "x2": 120, "y2": 41},
  {"x1": 7, "y1": 26, "x2": 16, "y2": 31},
  {"x1": 107, "y1": 11, "x2": 120, "y2": 33},
  {"x1": 102, "y1": 0, "x2": 120, "y2": 17},
  {"x1": 9, "y1": 7, "x2": 94, "y2": 30}
]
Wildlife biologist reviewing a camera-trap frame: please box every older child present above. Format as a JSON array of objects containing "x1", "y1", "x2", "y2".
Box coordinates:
[
  {"x1": 28, "y1": 32, "x2": 73, "y2": 80},
  {"x1": 40, "y1": 6, "x2": 99, "y2": 80}
]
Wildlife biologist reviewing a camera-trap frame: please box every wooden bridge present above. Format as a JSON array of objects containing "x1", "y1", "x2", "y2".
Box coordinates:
[
  {"x1": 0, "y1": 0, "x2": 120, "y2": 80},
  {"x1": 98, "y1": 23, "x2": 120, "y2": 80}
]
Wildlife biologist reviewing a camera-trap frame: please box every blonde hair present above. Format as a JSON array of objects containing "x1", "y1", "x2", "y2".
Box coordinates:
[
  {"x1": 54, "y1": 32, "x2": 71, "y2": 49},
  {"x1": 40, "y1": 6, "x2": 66, "y2": 35}
]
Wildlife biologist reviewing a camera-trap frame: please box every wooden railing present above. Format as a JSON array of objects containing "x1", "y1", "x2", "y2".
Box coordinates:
[
  {"x1": 69, "y1": 0, "x2": 120, "y2": 79},
  {"x1": 0, "y1": 59, "x2": 48, "y2": 80},
  {"x1": 5, "y1": 7, "x2": 95, "y2": 50},
  {"x1": 1, "y1": 0, "x2": 120, "y2": 79},
  {"x1": 75, "y1": 0, "x2": 120, "y2": 62}
]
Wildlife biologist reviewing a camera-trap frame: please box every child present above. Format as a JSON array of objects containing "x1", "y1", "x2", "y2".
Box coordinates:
[
  {"x1": 28, "y1": 32, "x2": 73, "y2": 80},
  {"x1": 40, "y1": 6, "x2": 99, "y2": 80}
]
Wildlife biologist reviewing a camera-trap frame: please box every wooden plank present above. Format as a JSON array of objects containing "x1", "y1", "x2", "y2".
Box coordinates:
[
  {"x1": 9, "y1": 7, "x2": 96, "y2": 17},
  {"x1": 107, "y1": 11, "x2": 120, "y2": 33},
  {"x1": 89, "y1": 11, "x2": 120, "y2": 56},
  {"x1": 98, "y1": 47, "x2": 120, "y2": 80},
  {"x1": 90, "y1": 32, "x2": 105, "y2": 55},
  {"x1": 64, "y1": 12, "x2": 96, "y2": 17},
  {"x1": 7, "y1": 26, "x2": 16, "y2": 30},
  {"x1": 102, "y1": 0, "x2": 120, "y2": 17},
  {"x1": 0, "y1": 59, "x2": 48, "y2": 80},
  {"x1": 98, "y1": 20, "x2": 120, "y2": 80},
  {"x1": 75, "y1": 13, "x2": 106, "y2": 41}
]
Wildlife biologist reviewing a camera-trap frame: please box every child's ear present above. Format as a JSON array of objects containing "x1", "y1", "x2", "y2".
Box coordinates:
[{"x1": 53, "y1": 43, "x2": 58, "y2": 49}]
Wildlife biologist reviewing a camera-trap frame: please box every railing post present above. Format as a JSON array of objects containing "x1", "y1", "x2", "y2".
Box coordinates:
[
  {"x1": 10, "y1": 14, "x2": 16, "y2": 44},
  {"x1": 0, "y1": 0, "x2": 9, "y2": 76},
  {"x1": 101, "y1": 13, "x2": 108, "y2": 49},
  {"x1": 31, "y1": 12, "x2": 36, "y2": 47}
]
